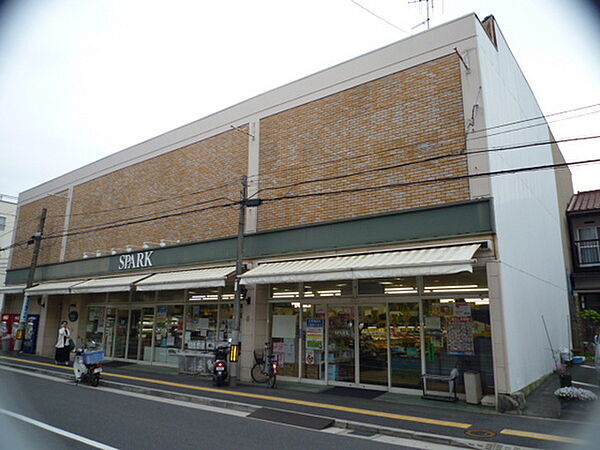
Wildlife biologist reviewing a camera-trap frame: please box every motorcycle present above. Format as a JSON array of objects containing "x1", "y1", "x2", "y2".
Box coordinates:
[
  {"x1": 212, "y1": 345, "x2": 229, "y2": 387},
  {"x1": 73, "y1": 341, "x2": 105, "y2": 387}
]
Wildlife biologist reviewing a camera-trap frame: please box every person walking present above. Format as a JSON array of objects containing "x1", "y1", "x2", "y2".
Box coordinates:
[{"x1": 55, "y1": 320, "x2": 71, "y2": 365}]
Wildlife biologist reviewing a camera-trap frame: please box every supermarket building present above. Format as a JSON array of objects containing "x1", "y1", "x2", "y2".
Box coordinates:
[{"x1": 2, "y1": 14, "x2": 573, "y2": 401}]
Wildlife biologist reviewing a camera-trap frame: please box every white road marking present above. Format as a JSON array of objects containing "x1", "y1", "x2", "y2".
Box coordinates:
[
  {"x1": 96, "y1": 385, "x2": 250, "y2": 417},
  {"x1": 572, "y1": 380, "x2": 600, "y2": 388},
  {"x1": 0, "y1": 408, "x2": 118, "y2": 450}
]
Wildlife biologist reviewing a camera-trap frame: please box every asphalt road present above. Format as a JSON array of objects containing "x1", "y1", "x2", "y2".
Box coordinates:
[{"x1": 0, "y1": 368, "x2": 436, "y2": 450}]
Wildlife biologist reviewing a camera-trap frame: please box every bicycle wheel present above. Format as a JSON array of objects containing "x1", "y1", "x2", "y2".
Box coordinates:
[
  {"x1": 251, "y1": 363, "x2": 268, "y2": 383},
  {"x1": 267, "y1": 372, "x2": 276, "y2": 389}
]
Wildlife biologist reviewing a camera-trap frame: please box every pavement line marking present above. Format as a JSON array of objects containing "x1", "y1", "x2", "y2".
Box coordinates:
[
  {"x1": 0, "y1": 356, "x2": 470, "y2": 429},
  {"x1": 0, "y1": 407, "x2": 118, "y2": 450},
  {"x1": 572, "y1": 380, "x2": 599, "y2": 388},
  {"x1": 500, "y1": 429, "x2": 583, "y2": 444}
]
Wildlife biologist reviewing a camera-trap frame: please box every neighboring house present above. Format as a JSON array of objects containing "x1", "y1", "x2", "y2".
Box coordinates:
[
  {"x1": 567, "y1": 189, "x2": 600, "y2": 346},
  {"x1": 0, "y1": 194, "x2": 18, "y2": 313},
  {"x1": 3, "y1": 14, "x2": 573, "y2": 404}
]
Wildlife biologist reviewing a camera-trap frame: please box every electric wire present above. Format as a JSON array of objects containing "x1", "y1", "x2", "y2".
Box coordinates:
[
  {"x1": 8, "y1": 101, "x2": 600, "y2": 241},
  {"x1": 2, "y1": 155, "x2": 595, "y2": 252},
  {"x1": 13, "y1": 132, "x2": 600, "y2": 240},
  {"x1": 33, "y1": 101, "x2": 600, "y2": 222},
  {"x1": 350, "y1": 0, "x2": 409, "y2": 34}
]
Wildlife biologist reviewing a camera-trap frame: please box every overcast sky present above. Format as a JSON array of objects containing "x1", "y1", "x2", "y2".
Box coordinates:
[{"x1": 0, "y1": 0, "x2": 599, "y2": 198}]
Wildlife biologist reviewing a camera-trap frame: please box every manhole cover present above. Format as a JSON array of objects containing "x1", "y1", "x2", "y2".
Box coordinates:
[{"x1": 465, "y1": 429, "x2": 497, "y2": 438}]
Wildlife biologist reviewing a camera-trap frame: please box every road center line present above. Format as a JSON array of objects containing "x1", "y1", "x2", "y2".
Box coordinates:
[
  {"x1": 0, "y1": 407, "x2": 118, "y2": 450},
  {"x1": 500, "y1": 428, "x2": 583, "y2": 444},
  {"x1": 0, "y1": 356, "x2": 471, "y2": 429}
]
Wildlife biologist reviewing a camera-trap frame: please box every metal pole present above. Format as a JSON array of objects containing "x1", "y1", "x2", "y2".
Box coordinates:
[
  {"x1": 14, "y1": 208, "x2": 47, "y2": 352},
  {"x1": 229, "y1": 176, "x2": 247, "y2": 386}
]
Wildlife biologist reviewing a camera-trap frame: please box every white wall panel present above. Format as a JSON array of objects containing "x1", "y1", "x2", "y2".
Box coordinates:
[{"x1": 476, "y1": 22, "x2": 570, "y2": 392}]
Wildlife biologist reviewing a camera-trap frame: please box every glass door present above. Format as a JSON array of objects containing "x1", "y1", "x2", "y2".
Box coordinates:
[
  {"x1": 389, "y1": 302, "x2": 421, "y2": 388},
  {"x1": 358, "y1": 304, "x2": 388, "y2": 386},
  {"x1": 127, "y1": 309, "x2": 142, "y2": 360},
  {"x1": 140, "y1": 307, "x2": 154, "y2": 362},
  {"x1": 113, "y1": 309, "x2": 129, "y2": 358},
  {"x1": 327, "y1": 306, "x2": 355, "y2": 383}
]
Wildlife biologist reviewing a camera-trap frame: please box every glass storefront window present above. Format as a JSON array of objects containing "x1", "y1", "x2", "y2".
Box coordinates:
[
  {"x1": 269, "y1": 283, "x2": 300, "y2": 299},
  {"x1": 327, "y1": 306, "x2": 355, "y2": 382},
  {"x1": 304, "y1": 281, "x2": 352, "y2": 298},
  {"x1": 188, "y1": 288, "x2": 219, "y2": 302},
  {"x1": 358, "y1": 304, "x2": 388, "y2": 386},
  {"x1": 140, "y1": 307, "x2": 154, "y2": 362},
  {"x1": 132, "y1": 291, "x2": 156, "y2": 303},
  {"x1": 423, "y1": 269, "x2": 488, "y2": 295},
  {"x1": 108, "y1": 292, "x2": 130, "y2": 303},
  {"x1": 185, "y1": 304, "x2": 218, "y2": 350},
  {"x1": 85, "y1": 306, "x2": 105, "y2": 344},
  {"x1": 422, "y1": 298, "x2": 493, "y2": 393},
  {"x1": 221, "y1": 284, "x2": 235, "y2": 301},
  {"x1": 301, "y1": 304, "x2": 326, "y2": 380},
  {"x1": 154, "y1": 305, "x2": 184, "y2": 364},
  {"x1": 219, "y1": 303, "x2": 234, "y2": 344},
  {"x1": 389, "y1": 303, "x2": 421, "y2": 388},
  {"x1": 270, "y1": 303, "x2": 299, "y2": 377},
  {"x1": 104, "y1": 308, "x2": 116, "y2": 357},
  {"x1": 157, "y1": 290, "x2": 185, "y2": 302},
  {"x1": 358, "y1": 277, "x2": 417, "y2": 295}
]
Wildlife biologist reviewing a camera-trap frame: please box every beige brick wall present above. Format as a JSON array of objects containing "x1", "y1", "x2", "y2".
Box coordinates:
[
  {"x1": 11, "y1": 191, "x2": 68, "y2": 268},
  {"x1": 11, "y1": 130, "x2": 247, "y2": 268},
  {"x1": 257, "y1": 54, "x2": 469, "y2": 231},
  {"x1": 63, "y1": 129, "x2": 247, "y2": 262},
  {"x1": 11, "y1": 55, "x2": 470, "y2": 268}
]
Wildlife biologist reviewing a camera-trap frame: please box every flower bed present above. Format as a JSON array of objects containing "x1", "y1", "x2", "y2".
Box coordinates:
[{"x1": 554, "y1": 387, "x2": 598, "y2": 401}]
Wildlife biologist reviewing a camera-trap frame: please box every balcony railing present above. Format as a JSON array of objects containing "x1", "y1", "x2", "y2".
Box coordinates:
[{"x1": 574, "y1": 239, "x2": 600, "y2": 266}]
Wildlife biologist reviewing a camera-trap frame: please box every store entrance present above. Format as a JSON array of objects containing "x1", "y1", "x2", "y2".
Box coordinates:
[
  {"x1": 358, "y1": 304, "x2": 388, "y2": 386},
  {"x1": 109, "y1": 307, "x2": 154, "y2": 361}
]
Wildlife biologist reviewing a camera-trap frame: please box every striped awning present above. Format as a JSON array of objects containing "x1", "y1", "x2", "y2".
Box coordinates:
[
  {"x1": 0, "y1": 285, "x2": 26, "y2": 294},
  {"x1": 135, "y1": 267, "x2": 235, "y2": 291},
  {"x1": 70, "y1": 274, "x2": 151, "y2": 294},
  {"x1": 240, "y1": 244, "x2": 480, "y2": 285},
  {"x1": 25, "y1": 280, "x2": 87, "y2": 295}
]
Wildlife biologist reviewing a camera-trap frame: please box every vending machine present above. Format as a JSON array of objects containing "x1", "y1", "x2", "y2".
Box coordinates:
[
  {"x1": 22, "y1": 314, "x2": 40, "y2": 354},
  {"x1": 0, "y1": 313, "x2": 20, "y2": 351}
]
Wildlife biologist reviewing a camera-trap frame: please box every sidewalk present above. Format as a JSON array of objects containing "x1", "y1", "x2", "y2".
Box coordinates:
[{"x1": 1, "y1": 351, "x2": 597, "y2": 449}]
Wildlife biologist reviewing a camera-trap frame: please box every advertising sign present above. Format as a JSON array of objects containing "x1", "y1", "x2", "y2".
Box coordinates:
[{"x1": 305, "y1": 318, "x2": 324, "y2": 349}]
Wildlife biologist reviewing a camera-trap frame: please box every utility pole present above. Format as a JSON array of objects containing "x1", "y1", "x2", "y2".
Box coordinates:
[
  {"x1": 229, "y1": 176, "x2": 247, "y2": 387},
  {"x1": 14, "y1": 208, "x2": 46, "y2": 352}
]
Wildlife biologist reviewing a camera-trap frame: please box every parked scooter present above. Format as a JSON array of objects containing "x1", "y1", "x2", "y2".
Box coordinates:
[
  {"x1": 73, "y1": 341, "x2": 105, "y2": 387},
  {"x1": 212, "y1": 345, "x2": 229, "y2": 386}
]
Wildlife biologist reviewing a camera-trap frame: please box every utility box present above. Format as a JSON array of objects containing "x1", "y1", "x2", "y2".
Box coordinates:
[{"x1": 464, "y1": 371, "x2": 483, "y2": 404}]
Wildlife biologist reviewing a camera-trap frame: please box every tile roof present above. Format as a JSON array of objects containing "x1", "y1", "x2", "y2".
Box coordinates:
[{"x1": 567, "y1": 189, "x2": 600, "y2": 213}]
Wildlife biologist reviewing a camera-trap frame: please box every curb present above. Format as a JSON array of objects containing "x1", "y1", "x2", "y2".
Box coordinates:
[{"x1": 1, "y1": 361, "x2": 527, "y2": 450}]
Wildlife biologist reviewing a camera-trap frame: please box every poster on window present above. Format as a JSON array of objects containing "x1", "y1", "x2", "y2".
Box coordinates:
[
  {"x1": 453, "y1": 302, "x2": 471, "y2": 317},
  {"x1": 446, "y1": 316, "x2": 475, "y2": 355},
  {"x1": 305, "y1": 318, "x2": 324, "y2": 349},
  {"x1": 272, "y1": 315, "x2": 297, "y2": 338}
]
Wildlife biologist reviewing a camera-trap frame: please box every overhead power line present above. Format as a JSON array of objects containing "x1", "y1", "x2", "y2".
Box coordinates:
[
  {"x1": 2, "y1": 155, "x2": 596, "y2": 252},
  {"x1": 252, "y1": 134, "x2": 600, "y2": 196},
  {"x1": 350, "y1": 0, "x2": 409, "y2": 34},
  {"x1": 39, "y1": 133, "x2": 599, "y2": 239},
  {"x1": 260, "y1": 157, "x2": 600, "y2": 203},
  {"x1": 29, "y1": 101, "x2": 600, "y2": 222},
  {"x1": 14, "y1": 132, "x2": 600, "y2": 241}
]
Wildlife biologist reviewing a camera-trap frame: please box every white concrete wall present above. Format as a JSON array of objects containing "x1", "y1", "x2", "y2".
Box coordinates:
[
  {"x1": 0, "y1": 198, "x2": 17, "y2": 313},
  {"x1": 475, "y1": 20, "x2": 571, "y2": 392}
]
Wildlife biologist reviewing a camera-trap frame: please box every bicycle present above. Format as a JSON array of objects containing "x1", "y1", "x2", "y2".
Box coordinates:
[{"x1": 250, "y1": 342, "x2": 278, "y2": 388}]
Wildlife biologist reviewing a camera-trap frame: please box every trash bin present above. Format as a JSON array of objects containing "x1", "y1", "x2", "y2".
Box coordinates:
[
  {"x1": 1, "y1": 337, "x2": 11, "y2": 351},
  {"x1": 464, "y1": 371, "x2": 483, "y2": 405}
]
